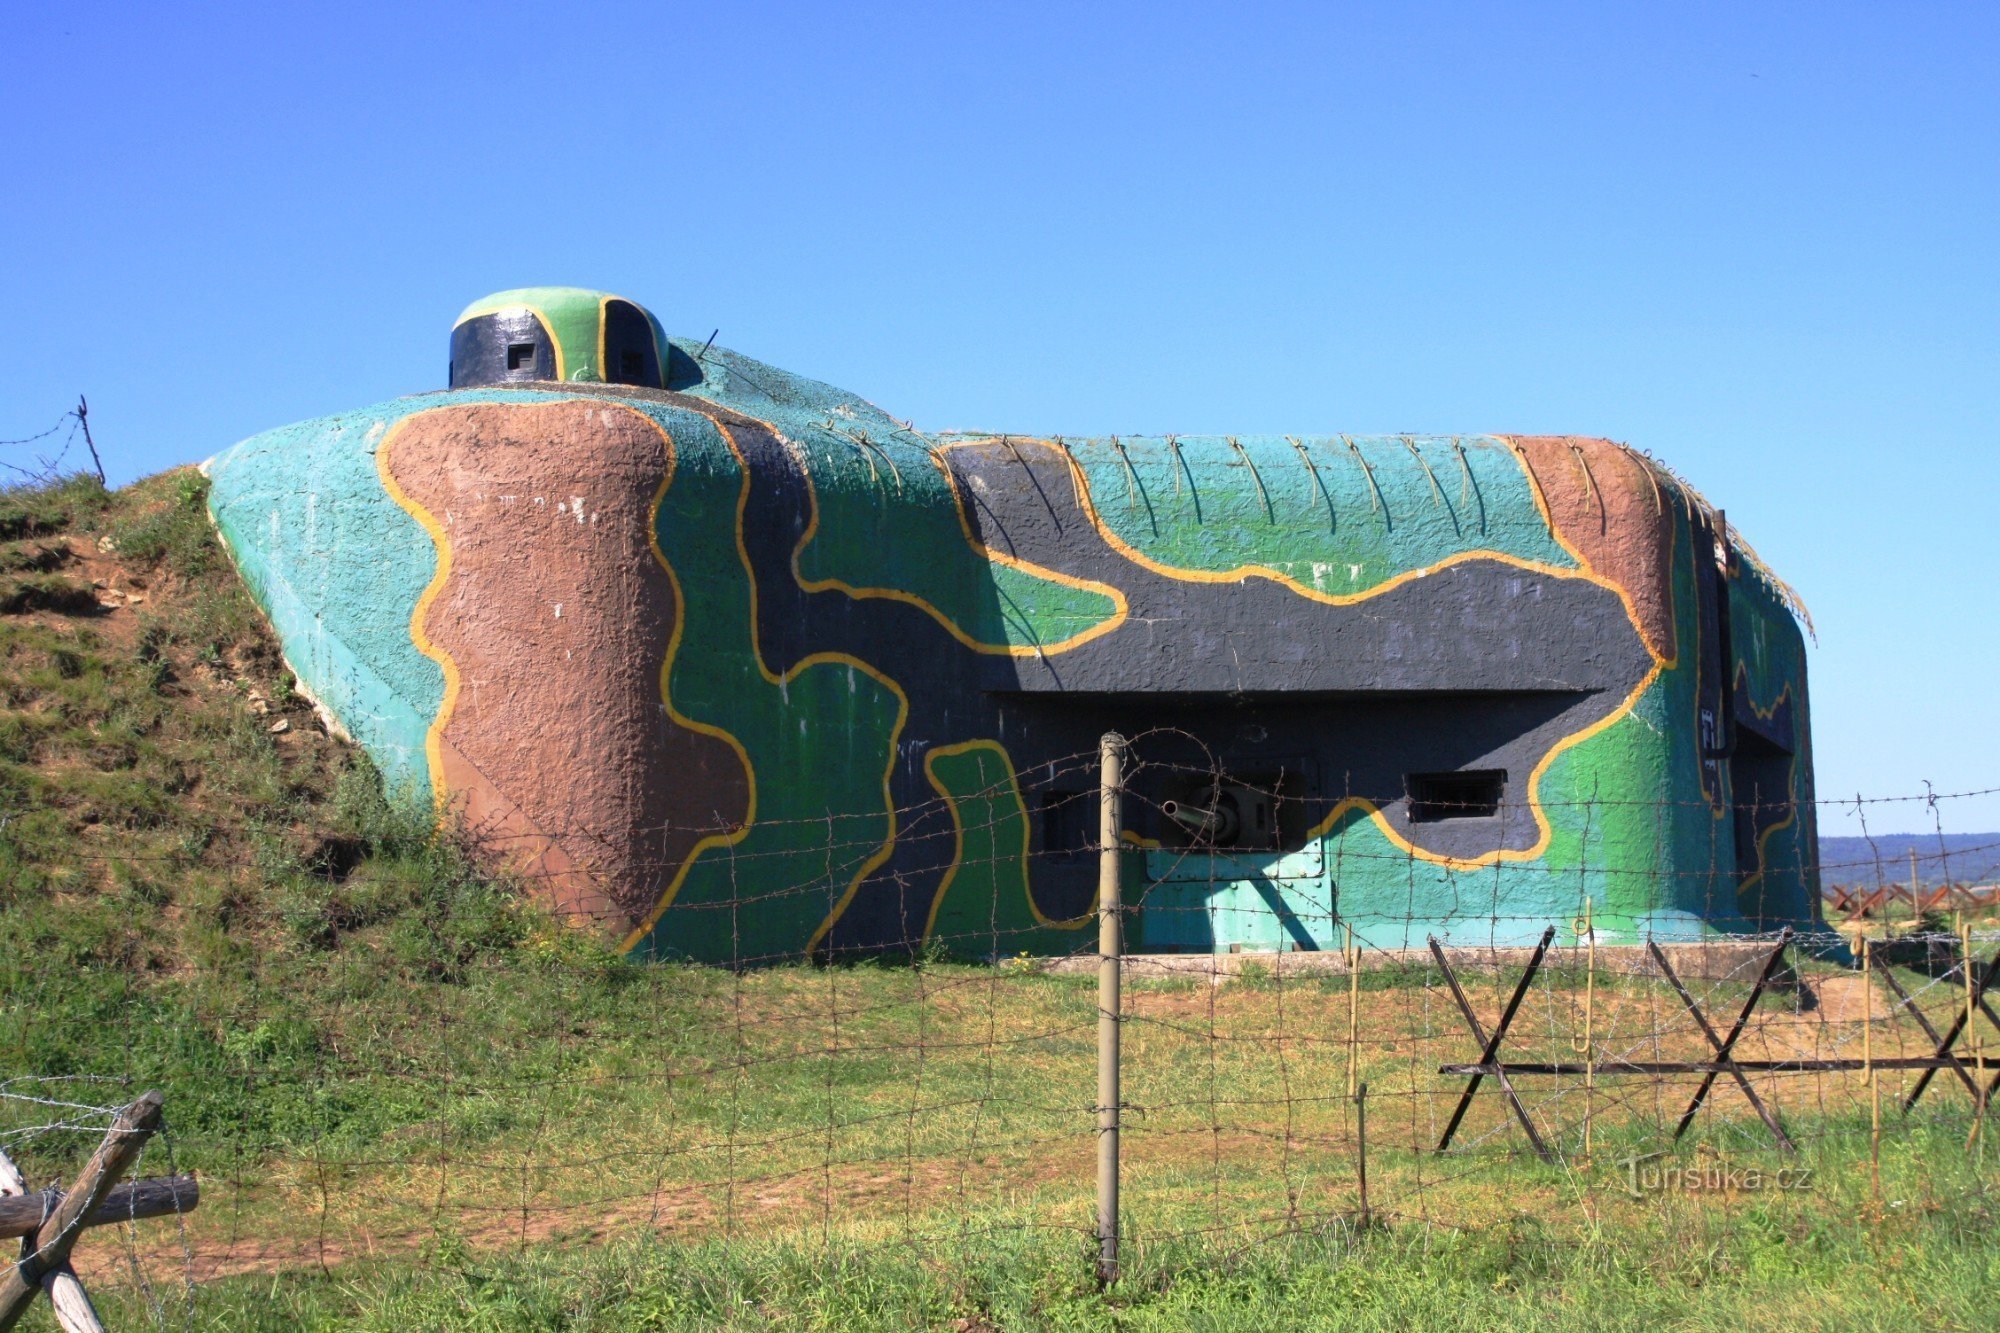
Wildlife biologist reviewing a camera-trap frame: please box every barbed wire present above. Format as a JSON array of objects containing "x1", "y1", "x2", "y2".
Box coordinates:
[
  {"x1": 0, "y1": 400, "x2": 105, "y2": 486},
  {"x1": 0, "y1": 414, "x2": 79, "y2": 447}
]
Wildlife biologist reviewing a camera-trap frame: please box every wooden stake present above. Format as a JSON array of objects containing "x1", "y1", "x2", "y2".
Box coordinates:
[
  {"x1": 1094, "y1": 733, "x2": 1125, "y2": 1287},
  {"x1": 1, "y1": 1157, "x2": 96, "y2": 1333},
  {"x1": 0, "y1": 1092, "x2": 164, "y2": 1331},
  {"x1": 1864, "y1": 936, "x2": 1881, "y2": 1201},
  {"x1": 1964, "y1": 918, "x2": 1986, "y2": 1152},
  {"x1": 1354, "y1": 1083, "x2": 1371, "y2": 1229},
  {"x1": 1578, "y1": 900, "x2": 1596, "y2": 1158},
  {"x1": 41, "y1": 1272, "x2": 103, "y2": 1333},
  {"x1": 1345, "y1": 922, "x2": 1359, "y2": 1101}
]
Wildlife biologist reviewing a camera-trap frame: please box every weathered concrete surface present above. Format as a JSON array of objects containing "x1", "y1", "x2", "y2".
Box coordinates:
[{"x1": 382, "y1": 398, "x2": 748, "y2": 933}]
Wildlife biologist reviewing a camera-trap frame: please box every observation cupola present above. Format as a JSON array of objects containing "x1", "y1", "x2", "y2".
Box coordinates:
[{"x1": 448, "y1": 287, "x2": 667, "y2": 389}]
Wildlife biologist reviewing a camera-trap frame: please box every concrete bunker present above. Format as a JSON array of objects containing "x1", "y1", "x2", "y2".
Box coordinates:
[{"x1": 204, "y1": 286, "x2": 1825, "y2": 962}]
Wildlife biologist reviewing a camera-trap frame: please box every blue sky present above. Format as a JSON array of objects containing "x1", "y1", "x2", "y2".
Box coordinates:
[{"x1": 3, "y1": 3, "x2": 1994, "y2": 834}]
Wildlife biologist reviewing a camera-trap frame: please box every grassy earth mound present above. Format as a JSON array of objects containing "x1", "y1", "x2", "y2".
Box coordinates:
[{"x1": 0, "y1": 469, "x2": 617, "y2": 1163}]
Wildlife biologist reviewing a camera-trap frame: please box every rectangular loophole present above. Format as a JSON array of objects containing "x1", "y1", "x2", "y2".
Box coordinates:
[
  {"x1": 620, "y1": 350, "x2": 644, "y2": 382},
  {"x1": 1407, "y1": 770, "x2": 1505, "y2": 822},
  {"x1": 1038, "y1": 790, "x2": 1092, "y2": 860},
  {"x1": 506, "y1": 343, "x2": 537, "y2": 372}
]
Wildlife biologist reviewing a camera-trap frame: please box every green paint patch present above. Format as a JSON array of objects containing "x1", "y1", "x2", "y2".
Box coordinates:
[
  {"x1": 1731, "y1": 572, "x2": 1808, "y2": 719},
  {"x1": 1061, "y1": 434, "x2": 1577, "y2": 595},
  {"x1": 632, "y1": 406, "x2": 906, "y2": 964},
  {"x1": 922, "y1": 743, "x2": 1083, "y2": 952},
  {"x1": 792, "y1": 437, "x2": 1121, "y2": 651}
]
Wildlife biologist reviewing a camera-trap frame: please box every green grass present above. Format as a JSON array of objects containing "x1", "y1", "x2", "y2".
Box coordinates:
[
  {"x1": 0, "y1": 470, "x2": 1997, "y2": 1329},
  {"x1": 53, "y1": 1161, "x2": 2000, "y2": 1331}
]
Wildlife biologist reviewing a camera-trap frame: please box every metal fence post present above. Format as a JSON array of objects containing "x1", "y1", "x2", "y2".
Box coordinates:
[{"x1": 1096, "y1": 731, "x2": 1126, "y2": 1286}]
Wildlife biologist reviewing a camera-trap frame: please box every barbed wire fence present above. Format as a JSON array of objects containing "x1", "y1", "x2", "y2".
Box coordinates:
[
  {"x1": 0, "y1": 402, "x2": 105, "y2": 490},
  {"x1": 3, "y1": 728, "x2": 1999, "y2": 1322}
]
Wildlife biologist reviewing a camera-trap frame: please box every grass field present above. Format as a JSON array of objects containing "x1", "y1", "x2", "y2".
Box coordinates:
[
  {"x1": 15, "y1": 954, "x2": 2000, "y2": 1331},
  {"x1": 1, "y1": 471, "x2": 1997, "y2": 1330}
]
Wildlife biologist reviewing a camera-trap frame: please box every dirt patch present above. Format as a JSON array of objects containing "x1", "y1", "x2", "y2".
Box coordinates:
[
  {"x1": 1798, "y1": 974, "x2": 1894, "y2": 1025},
  {"x1": 72, "y1": 1141, "x2": 1097, "y2": 1287}
]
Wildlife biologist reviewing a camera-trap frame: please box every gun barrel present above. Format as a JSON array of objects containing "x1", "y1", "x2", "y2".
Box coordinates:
[{"x1": 1162, "y1": 799, "x2": 1239, "y2": 843}]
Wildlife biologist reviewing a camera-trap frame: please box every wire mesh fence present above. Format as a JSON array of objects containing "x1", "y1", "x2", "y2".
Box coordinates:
[{"x1": 3, "y1": 732, "x2": 1999, "y2": 1324}]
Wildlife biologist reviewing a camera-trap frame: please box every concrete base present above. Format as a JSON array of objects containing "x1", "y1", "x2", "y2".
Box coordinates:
[{"x1": 1040, "y1": 940, "x2": 1789, "y2": 985}]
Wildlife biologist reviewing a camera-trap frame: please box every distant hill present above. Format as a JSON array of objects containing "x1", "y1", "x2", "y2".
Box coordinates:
[{"x1": 1819, "y1": 833, "x2": 2000, "y2": 888}]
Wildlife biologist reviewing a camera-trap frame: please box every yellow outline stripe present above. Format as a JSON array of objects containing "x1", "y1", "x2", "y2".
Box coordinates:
[
  {"x1": 596, "y1": 295, "x2": 609, "y2": 385},
  {"x1": 375, "y1": 414, "x2": 461, "y2": 813}
]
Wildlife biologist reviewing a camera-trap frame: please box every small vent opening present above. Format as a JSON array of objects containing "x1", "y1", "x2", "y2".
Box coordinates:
[
  {"x1": 1407, "y1": 770, "x2": 1506, "y2": 822},
  {"x1": 620, "y1": 350, "x2": 645, "y2": 382},
  {"x1": 506, "y1": 343, "x2": 538, "y2": 372}
]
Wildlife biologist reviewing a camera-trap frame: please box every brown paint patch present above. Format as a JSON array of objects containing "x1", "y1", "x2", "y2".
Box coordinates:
[
  {"x1": 1505, "y1": 436, "x2": 1677, "y2": 662},
  {"x1": 386, "y1": 400, "x2": 748, "y2": 933}
]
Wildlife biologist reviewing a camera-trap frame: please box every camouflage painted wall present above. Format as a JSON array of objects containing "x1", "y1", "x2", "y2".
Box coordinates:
[{"x1": 204, "y1": 293, "x2": 1820, "y2": 962}]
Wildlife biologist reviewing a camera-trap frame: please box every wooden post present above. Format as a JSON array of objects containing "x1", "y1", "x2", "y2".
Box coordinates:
[
  {"x1": 1964, "y1": 918, "x2": 1986, "y2": 1152},
  {"x1": 2, "y1": 1148, "x2": 98, "y2": 1333},
  {"x1": 1345, "y1": 922, "x2": 1359, "y2": 1100},
  {"x1": 0, "y1": 1092, "x2": 163, "y2": 1331},
  {"x1": 0, "y1": 1178, "x2": 199, "y2": 1240},
  {"x1": 1354, "y1": 1082, "x2": 1371, "y2": 1229},
  {"x1": 1577, "y1": 900, "x2": 1596, "y2": 1159},
  {"x1": 1095, "y1": 732, "x2": 1126, "y2": 1287},
  {"x1": 40, "y1": 1274, "x2": 102, "y2": 1333},
  {"x1": 1863, "y1": 936, "x2": 1881, "y2": 1202},
  {"x1": 74, "y1": 397, "x2": 106, "y2": 488}
]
